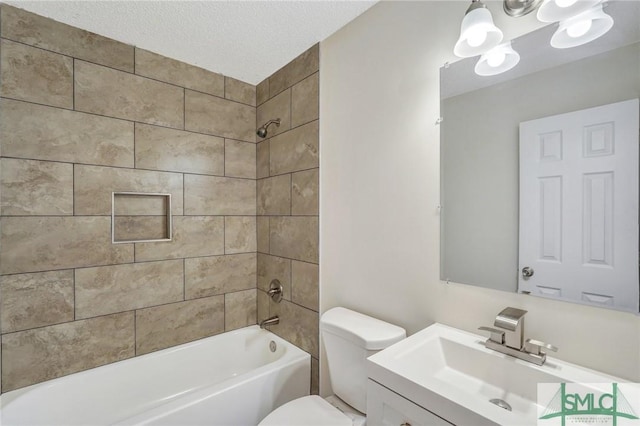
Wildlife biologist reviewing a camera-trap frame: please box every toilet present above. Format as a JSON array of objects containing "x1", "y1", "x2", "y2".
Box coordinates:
[{"x1": 258, "y1": 307, "x2": 406, "y2": 426}]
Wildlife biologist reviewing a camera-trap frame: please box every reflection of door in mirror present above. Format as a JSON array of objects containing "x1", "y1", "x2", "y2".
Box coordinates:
[{"x1": 518, "y1": 99, "x2": 639, "y2": 312}]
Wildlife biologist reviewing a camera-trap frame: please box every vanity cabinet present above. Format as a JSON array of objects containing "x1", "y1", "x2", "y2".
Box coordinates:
[{"x1": 367, "y1": 380, "x2": 453, "y2": 426}]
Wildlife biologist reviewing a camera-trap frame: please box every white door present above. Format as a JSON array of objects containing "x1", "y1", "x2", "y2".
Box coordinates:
[{"x1": 519, "y1": 99, "x2": 639, "y2": 312}]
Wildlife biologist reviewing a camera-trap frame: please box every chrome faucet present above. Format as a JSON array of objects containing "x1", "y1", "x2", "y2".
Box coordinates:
[
  {"x1": 259, "y1": 315, "x2": 279, "y2": 329},
  {"x1": 479, "y1": 307, "x2": 557, "y2": 366}
]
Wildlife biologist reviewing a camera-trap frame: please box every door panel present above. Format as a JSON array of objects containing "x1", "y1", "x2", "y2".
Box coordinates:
[{"x1": 519, "y1": 99, "x2": 639, "y2": 312}]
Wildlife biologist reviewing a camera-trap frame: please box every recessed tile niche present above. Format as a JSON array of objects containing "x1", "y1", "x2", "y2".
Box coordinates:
[{"x1": 112, "y1": 192, "x2": 172, "y2": 243}]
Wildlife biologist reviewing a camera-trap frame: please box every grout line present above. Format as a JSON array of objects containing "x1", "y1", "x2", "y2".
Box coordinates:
[
  {"x1": 183, "y1": 258, "x2": 186, "y2": 301},
  {"x1": 0, "y1": 252, "x2": 259, "y2": 277},
  {"x1": 0, "y1": 37, "x2": 258, "y2": 108},
  {"x1": 72, "y1": 58, "x2": 76, "y2": 111},
  {"x1": 0, "y1": 156, "x2": 260, "y2": 182},
  {"x1": 0, "y1": 95, "x2": 258, "y2": 144}
]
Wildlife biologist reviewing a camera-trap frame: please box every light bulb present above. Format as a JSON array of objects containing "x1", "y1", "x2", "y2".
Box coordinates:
[
  {"x1": 555, "y1": 0, "x2": 578, "y2": 8},
  {"x1": 486, "y1": 51, "x2": 506, "y2": 67},
  {"x1": 566, "y1": 19, "x2": 592, "y2": 38},
  {"x1": 466, "y1": 28, "x2": 488, "y2": 47}
]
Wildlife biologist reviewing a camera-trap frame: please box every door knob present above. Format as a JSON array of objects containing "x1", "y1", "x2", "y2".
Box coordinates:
[{"x1": 522, "y1": 266, "x2": 534, "y2": 278}]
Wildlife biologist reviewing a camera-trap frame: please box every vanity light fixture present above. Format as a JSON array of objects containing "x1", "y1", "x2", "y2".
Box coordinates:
[
  {"x1": 504, "y1": 0, "x2": 544, "y2": 17},
  {"x1": 474, "y1": 41, "x2": 520, "y2": 76},
  {"x1": 537, "y1": 0, "x2": 601, "y2": 22},
  {"x1": 454, "y1": 0, "x2": 504, "y2": 58},
  {"x1": 550, "y1": 3, "x2": 613, "y2": 48}
]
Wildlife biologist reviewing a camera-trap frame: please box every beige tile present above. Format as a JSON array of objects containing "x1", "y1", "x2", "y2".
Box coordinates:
[
  {"x1": 257, "y1": 216, "x2": 270, "y2": 253},
  {"x1": 225, "y1": 76, "x2": 256, "y2": 106},
  {"x1": 311, "y1": 357, "x2": 319, "y2": 395},
  {"x1": 256, "y1": 89, "x2": 290, "y2": 141},
  {"x1": 0, "y1": 216, "x2": 133, "y2": 275},
  {"x1": 74, "y1": 165, "x2": 183, "y2": 215},
  {"x1": 185, "y1": 90, "x2": 256, "y2": 143},
  {"x1": 0, "y1": 99, "x2": 134, "y2": 167},
  {"x1": 257, "y1": 140, "x2": 270, "y2": 179},
  {"x1": 135, "y1": 216, "x2": 224, "y2": 262},
  {"x1": 225, "y1": 289, "x2": 257, "y2": 331},
  {"x1": 269, "y1": 44, "x2": 319, "y2": 97},
  {"x1": 75, "y1": 260, "x2": 184, "y2": 319},
  {"x1": 257, "y1": 289, "x2": 270, "y2": 323},
  {"x1": 257, "y1": 254, "x2": 291, "y2": 300},
  {"x1": 225, "y1": 139, "x2": 256, "y2": 179},
  {"x1": 0, "y1": 270, "x2": 74, "y2": 334},
  {"x1": 225, "y1": 216, "x2": 257, "y2": 254},
  {"x1": 1, "y1": 312, "x2": 134, "y2": 392},
  {"x1": 185, "y1": 253, "x2": 256, "y2": 299},
  {"x1": 0, "y1": 39, "x2": 72, "y2": 108},
  {"x1": 291, "y1": 261, "x2": 319, "y2": 312},
  {"x1": 75, "y1": 60, "x2": 184, "y2": 129},
  {"x1": 256, "y1": 78, "x2": 270, "y2": 106},
  {"x1": 291, "y1": 168, "x2": 319, "y2": 215},
  {"x1": 184, "y1": 174, "x2": 255, "y2": 215},
  {"x1": 270, "y1": 300, "x2": 318, "y2": 358},
  {"x1": 135, "y1": 296, "x2": 224, "y2": 355},
  {"x1": 270, "y1": 121, "x2": 319, "y2": 175},
  {"x1": 257, "y1": 175, "x2": 291, "y2": 216},
  {"x1": 1, "y1": 158, "x2": 73, "y2": 215},
  {"x1": 135, "y1": 48, "x2": 224, "y2": 97},
  {"x1": 113, "y1": 216, "x2": 168, "y2": 242},
  {"x1": 270, "y1": 217, "x2": 318, "y2": 263},
  {"x1": 291, "y1": 73, "x2": 319, "y2": 128},
  {"x1": 1, "y1": 4, "x2": 134, "y2": 72},
  {"x1": 135, "y1": 124, "x2": 224, "y2": 175}
]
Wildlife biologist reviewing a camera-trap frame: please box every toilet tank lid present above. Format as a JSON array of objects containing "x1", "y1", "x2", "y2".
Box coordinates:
[{"x1": 320, "y1": 307, "x2": 406, "y2": 350}]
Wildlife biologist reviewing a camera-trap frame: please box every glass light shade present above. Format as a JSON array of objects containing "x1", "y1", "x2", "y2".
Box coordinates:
[
  {"x1": 550, "y1": 4, "x2": 613, "y2": 48},
  {"x1": 537, "y1": 0, "x2": 601, "y2": 23},
  {"x1": 474, "y1": 42, "x2": 520, "y2": 76},
  {"x1": 454, "y1": 7, "x2": 503, "y2": 58}
]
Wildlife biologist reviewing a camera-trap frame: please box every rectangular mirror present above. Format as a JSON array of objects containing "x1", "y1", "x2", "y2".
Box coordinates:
[{"x1": 440, "y1": 1, "x2": 640, "y2": 313}]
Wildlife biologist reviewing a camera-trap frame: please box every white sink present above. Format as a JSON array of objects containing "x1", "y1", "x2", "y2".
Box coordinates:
[{"x1": 367, "y1": 323, "x2": 625, "y2": 425}]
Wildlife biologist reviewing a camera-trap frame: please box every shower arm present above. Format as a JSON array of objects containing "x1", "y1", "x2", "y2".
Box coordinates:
[{"x1": 263, "y1": 119, "x2": 281, "y2": 129}]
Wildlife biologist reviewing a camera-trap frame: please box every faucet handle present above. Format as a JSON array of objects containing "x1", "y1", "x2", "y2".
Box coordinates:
[
  {"x1": 524, "y1": 338, "x2": 558, "y2": 355},
  {"x1": 478, "y1": 326, "x2": 505, "y2": 344}
]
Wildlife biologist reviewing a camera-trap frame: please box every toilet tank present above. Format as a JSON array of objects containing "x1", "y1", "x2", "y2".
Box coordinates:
[{"x1": 320, "y1": 307, "x2": 406, "y2": 413}]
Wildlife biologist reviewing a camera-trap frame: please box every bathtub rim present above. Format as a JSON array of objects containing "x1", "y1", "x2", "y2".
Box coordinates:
[{"x1": 0, "y1": 324, "x2": 310, "y2": 413}]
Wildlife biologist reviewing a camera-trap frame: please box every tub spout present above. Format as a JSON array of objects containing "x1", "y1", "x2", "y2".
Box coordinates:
[{"x1": 260, "y1": 316, "x2": 279, "y2": 329}]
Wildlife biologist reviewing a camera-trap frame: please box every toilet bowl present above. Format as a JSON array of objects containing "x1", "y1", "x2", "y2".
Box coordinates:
[{"x1": 258, "y1": 307, "x2": 406, "y2": 426}]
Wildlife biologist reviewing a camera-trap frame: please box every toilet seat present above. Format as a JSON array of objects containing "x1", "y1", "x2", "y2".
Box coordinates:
[{"x1": 258, "y1": 395, "x2": 352, "y2": 426}]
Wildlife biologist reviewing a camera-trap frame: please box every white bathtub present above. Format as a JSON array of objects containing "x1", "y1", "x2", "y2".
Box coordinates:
[{"x1": 0, "y1": 325, "x2": 310, "y2": 425}]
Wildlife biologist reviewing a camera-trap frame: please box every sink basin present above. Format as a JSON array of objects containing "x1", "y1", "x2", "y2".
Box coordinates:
[{"x1": 367, "y1": 323, "x2": 625, "y2": 425}]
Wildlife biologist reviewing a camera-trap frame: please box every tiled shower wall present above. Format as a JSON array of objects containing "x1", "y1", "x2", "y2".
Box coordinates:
[
  {"x1": 0, "y1": 4, "x2": 259, "y2": 393},
  {"x1": 255, "y1": 45, "x2": 320, "y2": 394}
]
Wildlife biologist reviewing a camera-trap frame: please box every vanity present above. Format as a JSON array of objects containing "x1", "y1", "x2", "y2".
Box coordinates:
[{"x1": 366, "y1": 320, "x2": 628, "y2": 426}]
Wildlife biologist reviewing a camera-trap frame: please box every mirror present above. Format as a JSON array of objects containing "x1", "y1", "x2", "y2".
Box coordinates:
[{"x1": 440, "y1": 1, "x2": 640, "y2": 312}]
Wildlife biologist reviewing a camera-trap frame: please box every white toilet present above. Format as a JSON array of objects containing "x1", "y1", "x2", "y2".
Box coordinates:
[{"x1": 259, "y1": 307, "x2": 406, "y2": 426}]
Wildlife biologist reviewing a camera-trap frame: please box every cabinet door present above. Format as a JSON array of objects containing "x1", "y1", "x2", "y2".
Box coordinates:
[{"x1": 367, "y1": 380, "x2": 453, "y2": 426}]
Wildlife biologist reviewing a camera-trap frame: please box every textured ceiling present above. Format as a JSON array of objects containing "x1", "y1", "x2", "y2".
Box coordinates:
[{"x1": 5, "y1": 0, "x2": 377, "y2": 85}]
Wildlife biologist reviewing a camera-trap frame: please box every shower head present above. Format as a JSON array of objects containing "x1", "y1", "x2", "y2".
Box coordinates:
[{"x1": 257, "y1": 118, "x2": 281, "y2": 138}]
